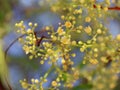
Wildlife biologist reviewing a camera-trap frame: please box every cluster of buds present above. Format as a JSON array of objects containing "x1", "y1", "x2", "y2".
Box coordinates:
[{"x1": 13, "y1": 0, "x2": 120, "y2": 90}]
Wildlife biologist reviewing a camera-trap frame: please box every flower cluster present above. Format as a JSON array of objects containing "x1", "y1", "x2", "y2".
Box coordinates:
[{"x1": 14, "y1": 0, "x2": 120, "y2": 90}]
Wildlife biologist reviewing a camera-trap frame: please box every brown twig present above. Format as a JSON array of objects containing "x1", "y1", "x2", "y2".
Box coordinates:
[
  {"x1": 93, "y1": 4, "x2": 120, "y2": 10},
  {"x1": 5, "y1": 28, "x2": 48, "y2": 58},
  {"x1": 5, "y1": 77, "x2": 12, "y2": 90},
  {"x1": 36, "y1": 35, "x2": 47, "y2": 46},
  {"x1": 4, "y1": 34, "x2": 25, "y2": 59},
  {"x1": 108, "y1": 6, "x2": 120, "y2": 10}
]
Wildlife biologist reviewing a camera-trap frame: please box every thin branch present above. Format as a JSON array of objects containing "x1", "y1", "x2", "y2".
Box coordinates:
[
  {"x1": 5, "y1": 77, "x2": 12, "y2": 90},
  {"x1": 34, "y1": 28, "x2": 49, "y2": 46},
  {"x1": 4, "y1": 34, "x2": 25, "y2": 59},
  {"x1": 5, "y1": 28, "x2": 48, "y2": 58},
  {"x1": 108, "y1": 6, "x2": 120, "y2": 10},
  {"x1": 36, "y1": 35, "x2": 47, "y2": 46},
  {"x1": 93, "y1": 4, "x2": 120, "y2": 10}
]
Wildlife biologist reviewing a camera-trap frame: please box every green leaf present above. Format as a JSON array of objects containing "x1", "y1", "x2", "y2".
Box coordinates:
[{"x1": 0, "y1": 43, "x2": 9, "y2": 87}]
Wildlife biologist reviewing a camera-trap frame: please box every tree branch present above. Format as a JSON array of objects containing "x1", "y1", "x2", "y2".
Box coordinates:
[
  {"x1": 4, "y1": 34, "x2": 25, "y2": 59},
  {"x1": 93, "y1": 4, "x2": 120, "y2": 10}
]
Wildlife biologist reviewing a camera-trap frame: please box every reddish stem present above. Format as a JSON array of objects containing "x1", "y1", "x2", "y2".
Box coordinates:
[
  {"x1": 93, "y1": 4, "x2": 120, "y2": 10},
  {"x1": 5, "y1": 28, "x2": 47, "y2": 58},
  {"x1": 108, "y1": 6, "x2": 120, "y2": 10},
  {"x1": 36, "y1": 35, "x2": 47, "y2": 46}
]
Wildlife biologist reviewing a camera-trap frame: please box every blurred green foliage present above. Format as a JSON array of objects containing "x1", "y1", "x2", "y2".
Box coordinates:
[
  {"x1": 0, "y1": 43, "x2": 9, "y2": 89},
  {"x1": 0, "y1": 0, "x2": 11, "y2": 26}
]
